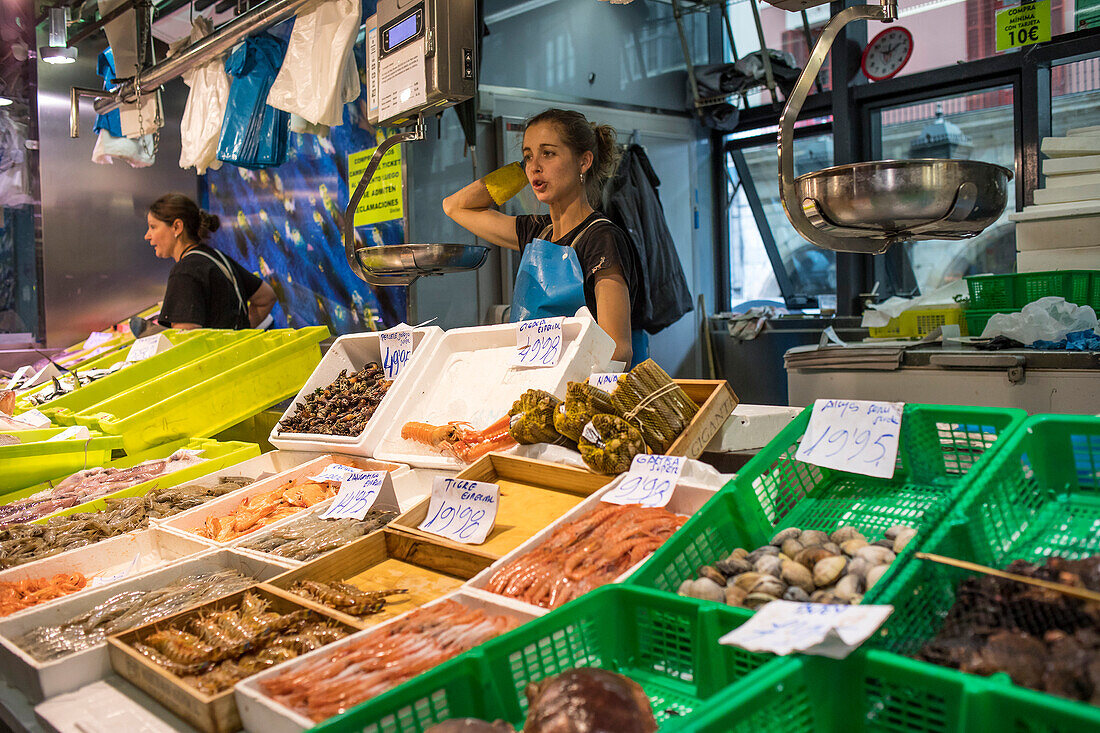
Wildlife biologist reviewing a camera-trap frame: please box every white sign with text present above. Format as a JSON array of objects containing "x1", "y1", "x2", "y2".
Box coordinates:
[
  {"x1": 126, "y1": 334, "x2": 172, "y2": 363},
  {"x1": 588, "y1": 373, "x2": 623, "y2": 392},
  {"x1": 379, "y1": 327, "x2": 413, "y2": 380},
  {"x1": 45, "y1": 426, "x2": 92, "y2": 442},
  {"x1": 82, "y1": 331, "x2": 113, "y2": 350},
  {"x1": 417, "y1": 476, "x2": 499, "y2": 544},
  {"x1": 602, "y1": 454, "x2": 686, "y2": 508},
  {"x1": 308, "y1": 463, "x2": 360, "y2": 483},
  {"x1": 320, "y1": 470, "x2": 398, "y2": 520},
  {"x1": 719, "y1": 600, "x2": 894, "y2": 659},
  {"x1": 794, "y1": 399, "x2": 904, "y2": 479},
  {"x1": 513, "y1": 317, "x2": 564, "y2": 368}
]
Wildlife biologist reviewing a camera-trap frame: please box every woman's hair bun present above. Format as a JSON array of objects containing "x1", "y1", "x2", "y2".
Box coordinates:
[{"x1": 200, "y1": 210, "x2": 221, "y2": 234}]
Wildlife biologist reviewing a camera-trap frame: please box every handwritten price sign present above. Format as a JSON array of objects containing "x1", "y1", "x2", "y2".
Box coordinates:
[
  {"x1": 82, "y1": 331, "x2": 113, "y2": 350},
  {"x1": 379, "y1": 328, "x2": 413, "y2": 380},
  {"x1": 512, "y1": 317, "x2": 563, "y2": 368},
  {"x1": 719, "y1": 600, "x2": 893, "y2": 658},
  {"x1": 320, "y1": 470, "x2": 398, "y2": 520},
  {"x1": 126, "y1": 334, "x2": 171, "y2": 363},
  {"x1": 603, "y1": 454, "x2": 685, "y2": 508},
  {"x1": 588, "y1": 373, "x2": 623, "y2": 392},
  {"x1": 308, "y1": 463, "x2": 359, "y2": 483},
  {"x1": 417, "y1": 476, "x2": 499, "y2": 544},
  {"x1": 794, "y1": 399, "x2": 904, "y2": 479}
]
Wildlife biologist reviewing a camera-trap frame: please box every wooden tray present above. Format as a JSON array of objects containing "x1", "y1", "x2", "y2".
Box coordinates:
[
  {"x1": 390, "y1": 454, "x2": 614, "y2": 558},
  {"x1": 263, "y1": 528, "x2": 496, "y2": 629},
  {"x1": 107, "y1": 585, "x2": 356, "y2": 733},
  {"x1": 666, "y1": 379, "x2": 739, "y2": 459}
]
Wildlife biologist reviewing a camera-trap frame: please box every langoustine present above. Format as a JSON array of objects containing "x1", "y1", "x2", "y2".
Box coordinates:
[
  {"x1": 0, "y1": 572, "x2": 88, "y2": 617},
  {"x1": 401, "y1": 414, "x2": 517, "y2": 463},
  {"x1": 486, "y1": 504, "x2": 687, "y2": 609},
  {"x1": 259, "y1": 599, "x2": 518, "y2": 722},
  {"x1": 195, "y1": 477, "x2": 338, "y2": 542},
  {"x1": 238, "y1": 508, "x2": 396, "y2": 561},
  {"x1": 289, "y1": 580, "x2": 407, "y2": 616}
]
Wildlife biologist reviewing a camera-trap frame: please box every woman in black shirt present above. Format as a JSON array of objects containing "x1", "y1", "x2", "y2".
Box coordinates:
[
  {"x1": 145, "y1": 193, "x2": 276, "y2": 330},
  {"x1": 443, "y1": 109, "x2": 645, "y2": 365}
]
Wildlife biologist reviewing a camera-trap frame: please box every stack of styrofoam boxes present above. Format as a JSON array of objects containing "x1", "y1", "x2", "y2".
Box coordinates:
[{"x1": 1009, "y1": 126, "x2": 1100, "y2": 272}]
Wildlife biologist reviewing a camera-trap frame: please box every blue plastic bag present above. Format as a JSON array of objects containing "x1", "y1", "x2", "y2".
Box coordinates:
[
  {"x1": 94, "y1": 49, "x2": 123, "y2": 137},
  {"x1": 217, "y1": 34, "x2": 290, "y2": 169}
]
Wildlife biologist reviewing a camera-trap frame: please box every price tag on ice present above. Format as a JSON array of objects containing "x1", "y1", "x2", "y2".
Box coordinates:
[
  {"x1": 513, "y1": 317, "x2": 563, "y2": 368},
  {"x1": 82, "y1": 331, "x2": 113, "y2": 350},
  {"x1": 17, "y1": 409, "x2": 51, "y2": 428},
  {"x1": 46, "y1": 425, "x2": 91, "y2": 442},
  {"x1": 417, "y1": 476, "x2": 499, "y2": 544},
  {"x1": 588, "y1": 373, "x2": 623, "y2": 392},
  {"x1": 602, "y1": 454, "x2": 685, "y2": 508},
  {"x1": 5, "y1": 365, "x2": 32, "y2": 390},
  {"x1": 126, "y1": 333, "x2": 171, "y2": 363},
  {"x1": 379, "y1": 327, "x2": 413, "y2": 380},
  {"x1": 320, "y1": 470, "x2": 398, "y2": 520},
  {"x1": 719, "y1": 600, "x2": 893, "y2": 659},
  {"x1": 89, "y1": 554, "x2": 142, "y2": 589},
  {"x1": 794, "y1": 399, "x2": 904, "y2": 479},
  {"x1": 308, "y1": 463, "x2": 359, "y2": 483}
]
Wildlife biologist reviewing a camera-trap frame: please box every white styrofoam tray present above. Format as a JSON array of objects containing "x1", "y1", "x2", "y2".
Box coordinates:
[
  {"x1": 463, "y1": 468, "x2": 722, "y2": 616},
  {"x1": 705, "y1": 404, "x2": 802, "y2": 453},
  {"x1": 34, "y1": 675, "x2": 194, "y2": 733},
  {"x1": 234, "y1": 588, "x2": 540, "y2": 733},
  {"x1": 0, "y1": 549, "x2": 287, "y2": 704},
  {"x1": 268, "y1": 327, "x2": 443, "y2": 457},
  {"x1": 1018, "y1": 246, "x2": 1100, "y2": 272},
  {"x1": 0, "y1": 529, "x2": 211, "y2": 621},
  {"x1": 157, "y1": 454, "x2": 409, "y2": 547},
  {"x1": 373, "y1": 308, "x2": 615, "y2": 470}
]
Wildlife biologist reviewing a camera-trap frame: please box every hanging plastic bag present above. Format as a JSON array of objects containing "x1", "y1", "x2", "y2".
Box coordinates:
[
  {"x1": 266, "y1": 0, "x2": 360, "y2": 127},
  {"x1": 217, "y1": 34, "x2": 290, "y2": 169},
  {"x1": 0, "y1": 112, "x2": 33, "y2": 207},
  {"x1": 91, "y1": 130, "x2": 155, "y2": 168},
  {"x1": 177, "y1": 17, "x2": 229, "y2": 174}
]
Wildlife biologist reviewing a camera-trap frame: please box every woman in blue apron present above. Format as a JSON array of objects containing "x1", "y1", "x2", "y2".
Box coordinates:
[
  {"x1": 443, "y1": 109, "x2": 647, "y2": 367},
  {"x1": 146, "y1": 193, "x2": 277, "y2": 330}
]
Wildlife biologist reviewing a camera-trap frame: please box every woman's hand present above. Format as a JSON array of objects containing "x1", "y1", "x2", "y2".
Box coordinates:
[
  {"x1": 442, "y1": 179, "x2": 521, "y2": 251},
  {"x1": 593, "y1": 271, "x2": 633, "y2": 364}
]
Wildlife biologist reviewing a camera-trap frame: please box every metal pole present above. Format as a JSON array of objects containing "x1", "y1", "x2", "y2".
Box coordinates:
[
  {"x1": 801, "y1": 10, "x2": 824, "y2": 94},
  {"x1": 70, "y1": 87, "x2": 115, "y2": 138},
  {"x1": 94, "y1": 0, "x2": 317, "y2": 114},
  {"x1": 747, "y1": 0, "x2": 779, "y2": 106}
]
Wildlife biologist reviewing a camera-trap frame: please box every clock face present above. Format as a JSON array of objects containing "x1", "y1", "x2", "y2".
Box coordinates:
[{"x1": 861, "y1": 27, "x2": 913, "y2": 81}]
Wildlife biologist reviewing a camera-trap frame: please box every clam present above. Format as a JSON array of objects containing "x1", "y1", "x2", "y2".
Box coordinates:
[
  {"x1": 794, "y1": 546, "x2": 833, "y2": 570},
  {"x1": 770, "y1": 527, "x2": 801, "y2": 546},
  {"x1": 829, "y1": 526, "x2": 864, "y2": 544},
  {"x1": 822, "y1": 542, "x2": 842, "y2": 555},
  {"x1": 780, "y1": 538, "x2": 804, "y2": 559},
  {"x1": 846, "y1": 557, "x2": 872, "y2": 580},
  {"x1": 783, "y1": 586, "x2": 811, "y2": 602},
  {"x1": 699, "y1": 565, "x2": 727, "y2": 586},
  {"x1": 856, "y1": 545, "x2": 896, "y2": 566},
  {"x1": 746, "y1": 545, "x2": 780, "y2": 563},
  {"x1": 873, "y1": 539, "x2": 895, "y2": 549},
  {"x1": 691, "y1": 577, "x2": 726, "y2": 603},
  {"x1": 730, "y1": 548, "x2": 750, "y2": 560},
  {"x1": 716, "y1": 556, "x2": 753, "y2": 576},
  {"x1": 813, "y1": 556, "x2": 847, "y2": 587},
  {"x1": 749, "y1": 576, "x2": 786, "y2": 597},
  {"x1": 754, "y1": 554, "x2": 782, "y2": 578},
  {"x1": 810, "y1": 589, "x2": 843, "y2": 604},
  {"x1": 800, "y1": 529, "x2": 830, "y2": 547},
  {"x1": 835, "y1": 573, "x2": 864, "y2": 602},
  {"x1": 780, "y1": 560, "x2": 815, "y2": 594},
  {"x1": 733, "y1": 572, "x2": 764, "y2": 591},
  {"x1": 744, "y1": 592, "x2": 779, "y2": 610},
  {"x1": 884, "y1": 524, "x2": 915, "y2": 541},
  {"x1": 893, "y1": 528, "x2": 917, "y2": 554},
  {"x1": 866, "y1": 564, "x2": 890, "y2": 589},
  {"x1": 677, "y1": 580, "x2": 693, "y2": 596},
  {"x1": 725, "y1": 586, "x2": 747, "y2": 607},
  {"x1": 841, "y1": 539, "x2": 869, "y2": 556}
]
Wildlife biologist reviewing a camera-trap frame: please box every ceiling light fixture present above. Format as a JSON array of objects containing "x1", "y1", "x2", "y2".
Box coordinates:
[
  {"x1": 0, "y1": 96, "x2": 13, "y2": 107},
  {"x1": 39, "y1": 7, "x2": 77, "y2": 65}
]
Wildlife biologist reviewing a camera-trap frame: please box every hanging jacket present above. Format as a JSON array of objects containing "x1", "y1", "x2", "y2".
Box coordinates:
[
  {"x1": 217, "y1": 34, "x2": 290, "y2": 169},
  {"x1": 602, "y1": 144, "x2": 693, "y2": 334}
]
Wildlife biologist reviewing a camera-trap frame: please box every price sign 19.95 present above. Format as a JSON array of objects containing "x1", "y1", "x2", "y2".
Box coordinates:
[
  {"x1": 417, "y1": 476, "x2": 499, "y2": 544},
  {"x1": 794, "y1": 399, "x2": 904, "y2": 479},
  {"x1": 512, "y1": 318, "x2": 564, "y2": 368}
]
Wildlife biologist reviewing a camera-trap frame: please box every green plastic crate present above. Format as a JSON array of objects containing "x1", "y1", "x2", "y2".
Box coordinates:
[
  {"x1": 681, "y1": 649, "x2": 1100, "y2": 733},
  {"x1": 0, "y1": 427, "x2": 123, "y2": 494},
  {"x1": 965, "y1": 270, "x2": 1100, "y2": 311},
  {"x1": 13, "y1": 329, "x2": 223, "y2": 419},
  {"x1": 0, "y1": 437, "x2": 259, "y2": 521},
  {"x1": 963, "y1": 308, "x2": 1007, "y2": 338},
  {"x1": 83, "y1": 327, "x2": 327, "y2": 453},
  {"x1": 627, "y1": 403, "x2": 1026, "y2": 606},
  {"x1": 873, "y1": 413, "x2": 1100, "y2": 660},
  {"x1": 312, "y1": 586, "x2": 777, "y2": 733}
]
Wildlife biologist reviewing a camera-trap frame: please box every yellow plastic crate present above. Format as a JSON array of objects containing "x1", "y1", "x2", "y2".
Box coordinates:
[
  {"x1": 867, "y1": 306, "x2": 968, "y2": 339},
  {"x1": 0, "y1": 428, "x2": 123, "y2": 494}
]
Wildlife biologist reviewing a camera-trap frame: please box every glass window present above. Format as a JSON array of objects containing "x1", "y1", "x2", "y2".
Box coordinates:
[
  {"x1": 1051, "y1": 55, "x2": 1100, "y2": 136},
  {"x1": 727, "y1": 133, "x2": 836, "y2": 307},
  {"x1": 873, "y1": 86, "x2": 1016, "y2": 293}
]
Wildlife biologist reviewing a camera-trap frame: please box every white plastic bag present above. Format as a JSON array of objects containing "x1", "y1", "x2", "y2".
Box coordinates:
[
  {"x1": 178, "y1": 17, "x2": 229, "y2": 174},
  {"x1": 0, "y1": 111, "x2": 33, "y2": 207},
  {"x1": 91, "y1": 129, "x2": 155, "y2": 167},
  {"x1": 981, "y1": 296, "x2": 1099, "y2": 344},
  {"x1": 266, "y1": 0, "x2": 360, "y2": 127}
]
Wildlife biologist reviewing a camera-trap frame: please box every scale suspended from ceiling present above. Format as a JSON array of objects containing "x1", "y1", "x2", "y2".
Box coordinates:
[
  {"x1": 771, "y1": 0, "x2": 1013, "y2": 255},
  {"x1": 343, "y1": 0, "x2": 488, "y2": 287}
]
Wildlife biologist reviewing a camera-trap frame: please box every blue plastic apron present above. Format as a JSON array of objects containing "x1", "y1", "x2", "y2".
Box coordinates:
[{"x1": 511, "y1": 219, "x2": 648, "y2": 367}]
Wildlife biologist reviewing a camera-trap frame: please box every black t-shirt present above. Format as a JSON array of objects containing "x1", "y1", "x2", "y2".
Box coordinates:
[
  {"x1": 157, "y1": 245, "x2": 263, "y2": 329},
  {"x1": 515, "y1": 212, "x2": 642, "y2": 325}
]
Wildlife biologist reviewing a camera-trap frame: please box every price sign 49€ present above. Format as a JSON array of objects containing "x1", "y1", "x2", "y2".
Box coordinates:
[
  {"x1": 512, "y1": 317, "x2": 564, "y2": 368},
  {"x1": 379, "y1": 328, "x2": 413, "y2": 380},
  {"x1": 417, "y1": 476, "x2": 499, "y2": 544},
  {"x1": 320, "y1": 470, "x2": 399, "y2": 520},
  {"x1": 794, "y1": 399, "x2": 904, "y2": 479},
  {"x1": 602, "y1": 454, "x2": 686, "y2": 508}
]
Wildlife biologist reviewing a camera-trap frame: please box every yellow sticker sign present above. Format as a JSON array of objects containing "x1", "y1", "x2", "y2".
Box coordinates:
[
  {"x1": 996, "y1": 0, "x2": 1052, "y2": 51},
  {"x1": 348, "y1": 145, "x2": 404, "y2": 227}
]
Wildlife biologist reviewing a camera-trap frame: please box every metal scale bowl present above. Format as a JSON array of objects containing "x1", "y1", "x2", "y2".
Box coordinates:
[{"x1": 776, "y1": 0, "x2": 1013, "y2": 254}]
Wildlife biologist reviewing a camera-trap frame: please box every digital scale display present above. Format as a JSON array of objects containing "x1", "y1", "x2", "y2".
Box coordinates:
[{"x1": 382, "y1": 6, "x2": 423, "y2": 54}]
